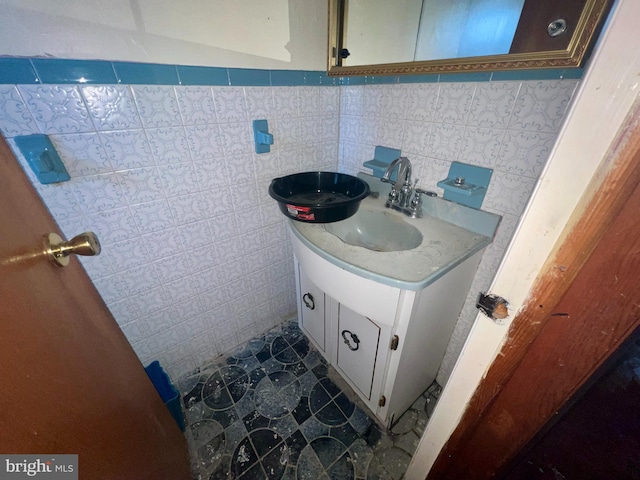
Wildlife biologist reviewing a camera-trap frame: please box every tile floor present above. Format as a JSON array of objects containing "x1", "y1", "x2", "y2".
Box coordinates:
[{"x1": 177, "y1": 320, "x2": 442, "y2": 479}]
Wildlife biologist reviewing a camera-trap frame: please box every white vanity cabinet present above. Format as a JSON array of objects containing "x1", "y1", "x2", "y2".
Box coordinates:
[
  {"x1": 293, "y1": 244, "x2": 485, "y2": 427},
  {"x1": 286, "y1": 173, "x2": 501, "y2": 426},
  {"x1": 297, "y1": 267, "x2": 327, "y2": 354},
  {"x1": 295, "y1": 258, "x2": 392, "y2": 417}
]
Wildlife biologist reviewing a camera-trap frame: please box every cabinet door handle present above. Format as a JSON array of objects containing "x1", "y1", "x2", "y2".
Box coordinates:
[
  {"x1": 303, "y1": 293, "x2": 315, "y2": 310},
  {"x1": 341, "y1": 330, "x2": 360, "y2": 351}
]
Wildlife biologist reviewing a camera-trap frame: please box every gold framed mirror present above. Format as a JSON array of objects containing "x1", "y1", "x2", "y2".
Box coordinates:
[{"x1": 327, "y1": 0, "x2": 612, "y2": 76}]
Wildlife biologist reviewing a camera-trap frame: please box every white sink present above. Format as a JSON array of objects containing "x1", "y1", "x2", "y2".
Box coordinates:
[
  {"x1": 325, "y1": 209, "x2": 422, "y2": 252},
  {"x1": 288, "y1": 173, "x2": 502, "y2": 290}
]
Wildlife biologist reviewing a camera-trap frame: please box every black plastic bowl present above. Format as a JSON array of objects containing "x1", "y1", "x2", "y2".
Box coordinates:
[{"x1": 269, "y1": 172, "x2": 370, "y2": 223}]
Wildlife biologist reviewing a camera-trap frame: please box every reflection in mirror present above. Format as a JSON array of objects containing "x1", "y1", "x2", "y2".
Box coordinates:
[
  {"x1": 346, "y1": 0, "x2": 526, "y2": 64},
  {"x1": 416, "y1": 0, "x2": 524, "y2": 60},
  {"x1": 328, "y1": 0, "x2": 612, "y2": 76}
]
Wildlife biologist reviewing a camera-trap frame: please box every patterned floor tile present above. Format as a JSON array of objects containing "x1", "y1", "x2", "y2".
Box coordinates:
[{"x1": 179, "y1": 320, "x2": 442, "y2": 479}]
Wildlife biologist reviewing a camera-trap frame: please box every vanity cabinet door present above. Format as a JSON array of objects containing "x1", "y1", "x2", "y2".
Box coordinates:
[
  {"x1": 335, "y1": 303, "x2": 380, "y2": 400},
  {"x1": 298, "y1": 267, "x2": 326, "y2": 353}
]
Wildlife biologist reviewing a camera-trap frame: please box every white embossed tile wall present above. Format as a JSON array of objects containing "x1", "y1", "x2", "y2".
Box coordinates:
[
  {"x1": 0, "y1": 83, "x2": 339, "y2": 380},
  {"x1": 337, "y1": 79, "x2": 579, "y2": 384}
]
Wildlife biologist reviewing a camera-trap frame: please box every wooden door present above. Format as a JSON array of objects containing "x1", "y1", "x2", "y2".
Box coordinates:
[
  {"x1": 509, "y1": 0, "x2": 589, "y2": 53},
  {"x1": 0, "y1": 136, "x2": 190, "y2": 479},
  {"x1": 503, "y1": 329, "x2": 640, "y2": 479}
]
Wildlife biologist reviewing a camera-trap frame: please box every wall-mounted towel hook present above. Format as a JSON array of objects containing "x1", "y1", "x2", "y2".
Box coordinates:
[
  {"x1": 14, "y1": 134, "x2": 70, "y2": 184},
  {"x1": 253, "y1": 119, "x2": 274, "y2": 154}
]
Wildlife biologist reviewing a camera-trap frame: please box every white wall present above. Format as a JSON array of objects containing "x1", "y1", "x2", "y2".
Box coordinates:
[
  {"x1": 417, "y1": 0, "x2": 525, "y2": 60},
  {"x1": 0, "y1": 0, "x2": 327, "y2": 70},
  {"x1": 406, "y1": 0, "x2": 640, "y2": 476},
  {"x1": 345, "y1": 0, "x2": 423, "y2": 65}
]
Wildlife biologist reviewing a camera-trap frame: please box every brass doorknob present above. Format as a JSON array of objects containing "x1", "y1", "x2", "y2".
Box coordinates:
[{"x1": 44, "y1": 232, "x2": 101, "y2": 267}]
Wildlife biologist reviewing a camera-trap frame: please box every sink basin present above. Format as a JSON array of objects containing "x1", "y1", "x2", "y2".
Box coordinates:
[
  {"x1": 289, "y1": 173, "x2": 502, "y2": 289},
  {"x1": 324, "y1": 209, "x2": 423, "y2": 252}
]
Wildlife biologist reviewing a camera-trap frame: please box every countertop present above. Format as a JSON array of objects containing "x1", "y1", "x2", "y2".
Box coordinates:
[{"x1": 289, "y1": 174, "x2": 501, "y2": 291}]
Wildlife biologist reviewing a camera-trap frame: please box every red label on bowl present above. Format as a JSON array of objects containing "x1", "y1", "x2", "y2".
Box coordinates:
[{"x1": 286, "y1": 204, "x2": 315, "y2": 221}]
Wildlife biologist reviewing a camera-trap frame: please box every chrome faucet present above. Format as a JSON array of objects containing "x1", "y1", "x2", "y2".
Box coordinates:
[
  {"x1": 381, "y1": 156, "x2": 436, "y2": 218},
  {"x1": 382, "y1": 157, "x2": 412, "y2": 208}
]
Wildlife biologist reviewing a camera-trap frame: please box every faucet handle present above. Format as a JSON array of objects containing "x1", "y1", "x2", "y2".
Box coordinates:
[
  {"x1": 411, "y1": 190, "x2": 422, "y2": 209},
  {"x1": 415, "y1": 187, "x2": 438, "y2": 197},
  {"x1": 409, "y1": 186, "x2": 424, "y2": 218},
  {"x1": 411, "y1": 183, "x2": 437, "y2": 214},
  {"x1": 385, "y1": 186, "x2": 398, "y2": 207}
]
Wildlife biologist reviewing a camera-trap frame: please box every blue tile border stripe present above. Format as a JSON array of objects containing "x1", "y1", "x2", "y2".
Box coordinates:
[
  {"x1": 0, "y1": 58, "x2": 583, "y2": 86},
  {"x1": 176, "y1": 65, "x2": 229, "y2": 86},
  {"x1": 32, "y1": 58, "x2": 118, "y2": 84},
  {"x1": 113, "y1": 62, "x2": 179, "y2": 85},
  {"x1": 228, "y1": 68, "x2": 271, "y2": 86},
  {"x1": 0, "y1": 58, "x2": 40, "y2": 84},
  {"x1": 398, "y1": 74, "x2": 440, "y2": 84},
  {"x1": 490, "y1": 68, "x2": 585, "y2": 81},
  {"x1": 270, "y1": 70, "x2": 305, "y2": 86},
  {"x1": 440, "y1": 72, "x2": 492, "y2": 83}
]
